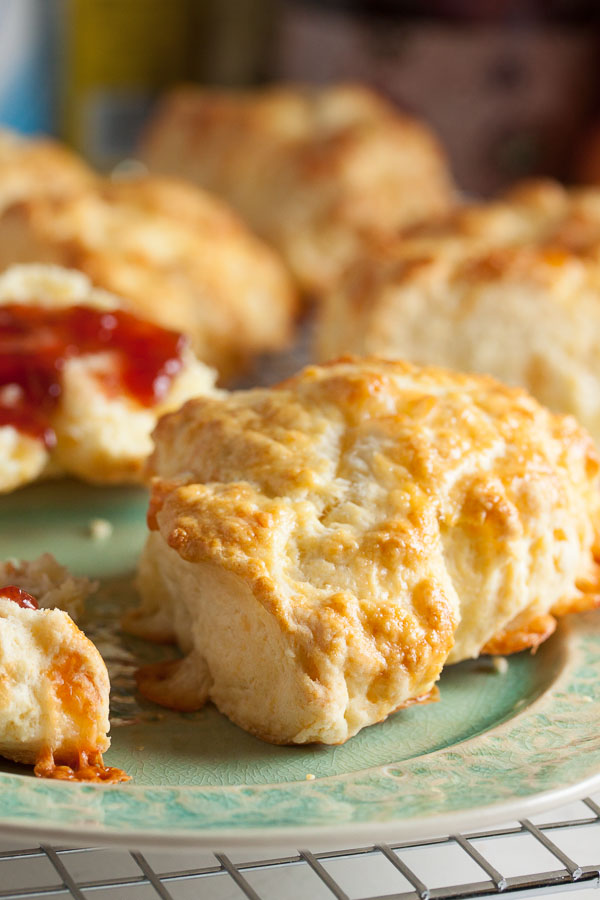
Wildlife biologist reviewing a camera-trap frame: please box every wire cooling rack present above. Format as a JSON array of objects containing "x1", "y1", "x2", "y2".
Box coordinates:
[{"x1": 0, "y1": 793, "x2": 598, "y2": 900}]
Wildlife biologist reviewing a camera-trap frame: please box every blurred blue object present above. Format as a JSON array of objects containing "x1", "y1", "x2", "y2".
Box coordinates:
[{"x1": 0, "y1": 0, "x2": 55, "y2": 135}]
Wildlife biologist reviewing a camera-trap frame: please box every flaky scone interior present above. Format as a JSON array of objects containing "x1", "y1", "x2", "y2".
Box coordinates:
[{"x1": 125, "y1": 358, "x2": 600, "y2": 745}]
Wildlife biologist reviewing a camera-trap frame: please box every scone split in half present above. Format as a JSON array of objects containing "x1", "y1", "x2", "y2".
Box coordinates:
[
  {"x1": 127, "y1": 359, "x2": 600, "y2": 745},
  {"x1": 0, "y1": 264, "x2": 217, "y2": 491}
]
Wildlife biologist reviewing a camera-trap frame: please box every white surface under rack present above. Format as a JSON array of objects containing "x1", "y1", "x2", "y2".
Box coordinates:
[{"x1": 0, "y1": 793, "x2": 598, "y2": 900}]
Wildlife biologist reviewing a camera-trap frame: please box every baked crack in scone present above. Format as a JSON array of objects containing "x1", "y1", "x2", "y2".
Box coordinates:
[
  {"x1": 0, "y1": 264, "x2": 218, "y2": 491},
  {"x1": 139, "y1": 83, "x2": 455, "y2": 294},
  {"x1": 0, "y1": 175, "x2": 297, "y2": 378},
  {"x1": 126, "y1": 358, "x2": 600, "y2": 744},
  {"x1": 317, "y1": 179, "x2": 600, "y2": 445},
  {"x1": 0, "y1": 585, "x2": 126, "y2": 782}
]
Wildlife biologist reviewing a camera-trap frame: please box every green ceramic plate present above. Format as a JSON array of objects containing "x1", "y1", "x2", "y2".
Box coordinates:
[{"x1": 1, "y1": 480, "x2": 600, "y2": 850}]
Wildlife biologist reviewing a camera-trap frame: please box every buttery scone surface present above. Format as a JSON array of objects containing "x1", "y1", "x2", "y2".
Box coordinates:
[
  {"x1": 130, "y1": 359, "x2": 600, "y2": 745},
  {"x1": 317, "y1": 180, "x2": 600, "y2": 445},
  {"x1": 139, "y1": 83, "x2": 455, "y2": 294}
]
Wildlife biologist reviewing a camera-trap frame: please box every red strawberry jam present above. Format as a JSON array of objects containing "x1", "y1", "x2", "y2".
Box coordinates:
[
  {"x1": 0, "y1": 304, "x2": 186, "y2": 448},
  {"x1": 0, "y1": 586, "x2": 39, "y2": 609}
]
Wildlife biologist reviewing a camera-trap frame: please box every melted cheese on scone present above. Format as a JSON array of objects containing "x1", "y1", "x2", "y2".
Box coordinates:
[
  {"x1": 317, "y1": 179, "x2": 600, "y2": 445},
  {"x1": 126, "y1": 358, "x2": 600, "y2": 744},
  {"x1": 139, "y1": 83, "x2": 455, "y2": 294},
  {"x1": 0, "y1": 264, "x2": 218, "y2": 491}
]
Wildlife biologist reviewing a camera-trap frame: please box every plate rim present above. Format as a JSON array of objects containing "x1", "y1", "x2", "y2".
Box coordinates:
[
  {"x1": 2, "y1": 482, "x2": 600, "y2": 851},
  {"x1": 0, "y1": 766, "x2": 599, "y2": 852},
  {"x1": 0, "y1": 614, "x2": 598, "y2": 850}
]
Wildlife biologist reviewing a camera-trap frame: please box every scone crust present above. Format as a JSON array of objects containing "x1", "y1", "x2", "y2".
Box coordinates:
[
  {"x1": 139, "y1": 83, "x2": 455, "y2": 293},
  {"x1": 317, "y1": 179, "x2": 600, "y2": 445},
  {"x1": 131, "y1": 358, "x2": 600, "y2": 744}
]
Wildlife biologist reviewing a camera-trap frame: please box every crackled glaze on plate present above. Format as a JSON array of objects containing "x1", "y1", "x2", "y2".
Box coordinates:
[{"x1": 1, "y1": 480, "x2": 600, "y2": 850}]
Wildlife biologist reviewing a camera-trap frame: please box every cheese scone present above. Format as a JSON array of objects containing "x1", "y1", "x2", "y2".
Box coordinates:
[
  {"x1": 126, "y1": 358, "x2": 600, "y2": 745},
  {"x1": 0, "y1": 586, "x2": 125, "y2": 782},
  {"x1": 0, "y1": 175, "x2": 297, "y2": 378},
  {"x1": 0, "y1": 264, "x2": 217, "y2": 491},
  {"x1": 139, "y1": 83, "x2": 455, "y2": 294},
  {"x1": 0, "y1": 128, "x2": 95, "y2": 213},
  {"x1": 316, "y1": 180, "x2": 600, "y2": 446}
]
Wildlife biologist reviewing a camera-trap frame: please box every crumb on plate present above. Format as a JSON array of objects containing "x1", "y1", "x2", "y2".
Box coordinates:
[{"x1": 88, "y1": 518, "x2": 114, "y2": 541}]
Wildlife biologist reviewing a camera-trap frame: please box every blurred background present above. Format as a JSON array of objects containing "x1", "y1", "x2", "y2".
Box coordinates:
[{"x1": 1, "y1": 0, "x2": 600, "y2": 195}]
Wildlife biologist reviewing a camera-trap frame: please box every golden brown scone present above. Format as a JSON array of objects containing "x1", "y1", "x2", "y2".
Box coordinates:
[
  {"x1": 0, "y1": 587, "x2": 126, "y2": 782},
  {"x1": 125, "y1": 358, "x2": 600, "y2": 745},
  {"x1": 0, "y1": 128, "x2": 95, "y2": 212},
  {"x1": 317, "y1": 180, "x2": 600, "y2": 446},
  {"x1": 0, "y1": 264, "x2": 218, "y2": 491},
  {"x1": 139, "y1": 83, "x2": 455, "y2": 294},
  {"x1": 0, "y1": 175, "x2": 297, "y2": 378}
]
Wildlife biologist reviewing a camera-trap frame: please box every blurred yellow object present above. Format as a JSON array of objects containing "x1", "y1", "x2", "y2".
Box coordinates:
[
  {"x1": 60, "y1": 0, "x2": 191, "y2": 167},
  {"x1": 59, "y1": 0, "x2": 276, "y2": 169}
]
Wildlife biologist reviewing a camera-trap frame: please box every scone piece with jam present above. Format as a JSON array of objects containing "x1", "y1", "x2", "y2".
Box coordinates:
[
  {"x1": 126, "y1": 358, "x2": 600, "y2": 745},
  {"x1": 0, "y1": 175, "x2": 297, "y2": 378},
  {"x1": 0, "y1": 263, "x2": 218, "y2": 492}
]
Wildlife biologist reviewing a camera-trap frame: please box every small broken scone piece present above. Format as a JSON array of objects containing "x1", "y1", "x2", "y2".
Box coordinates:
[
  {"x1": 0, "y1": 264, "x2": 218, "y2": 491},
  {"x1": 0, "y1": 175, "x2": 297, "y2": 378},
  {"x1": 0, "y1": 553, "x2": 97, "y2": 623},
  {"x1": 317, "y1": 179, "x2": 600, "y2": 446},
  {"x1": 0, "y1": 586, "x2": 126, "y2": 782},
  {"x1": 139, "y1": 83, "x2": 455, "y2": 294},
  {"x1": 127, "y1": 358, "x2": 600, "y2": 744}
]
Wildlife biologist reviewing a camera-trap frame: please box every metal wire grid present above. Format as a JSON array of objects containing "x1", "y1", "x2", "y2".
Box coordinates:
[{"x1": 0, "y1": 795, "x2": 598, "y2": 900}]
